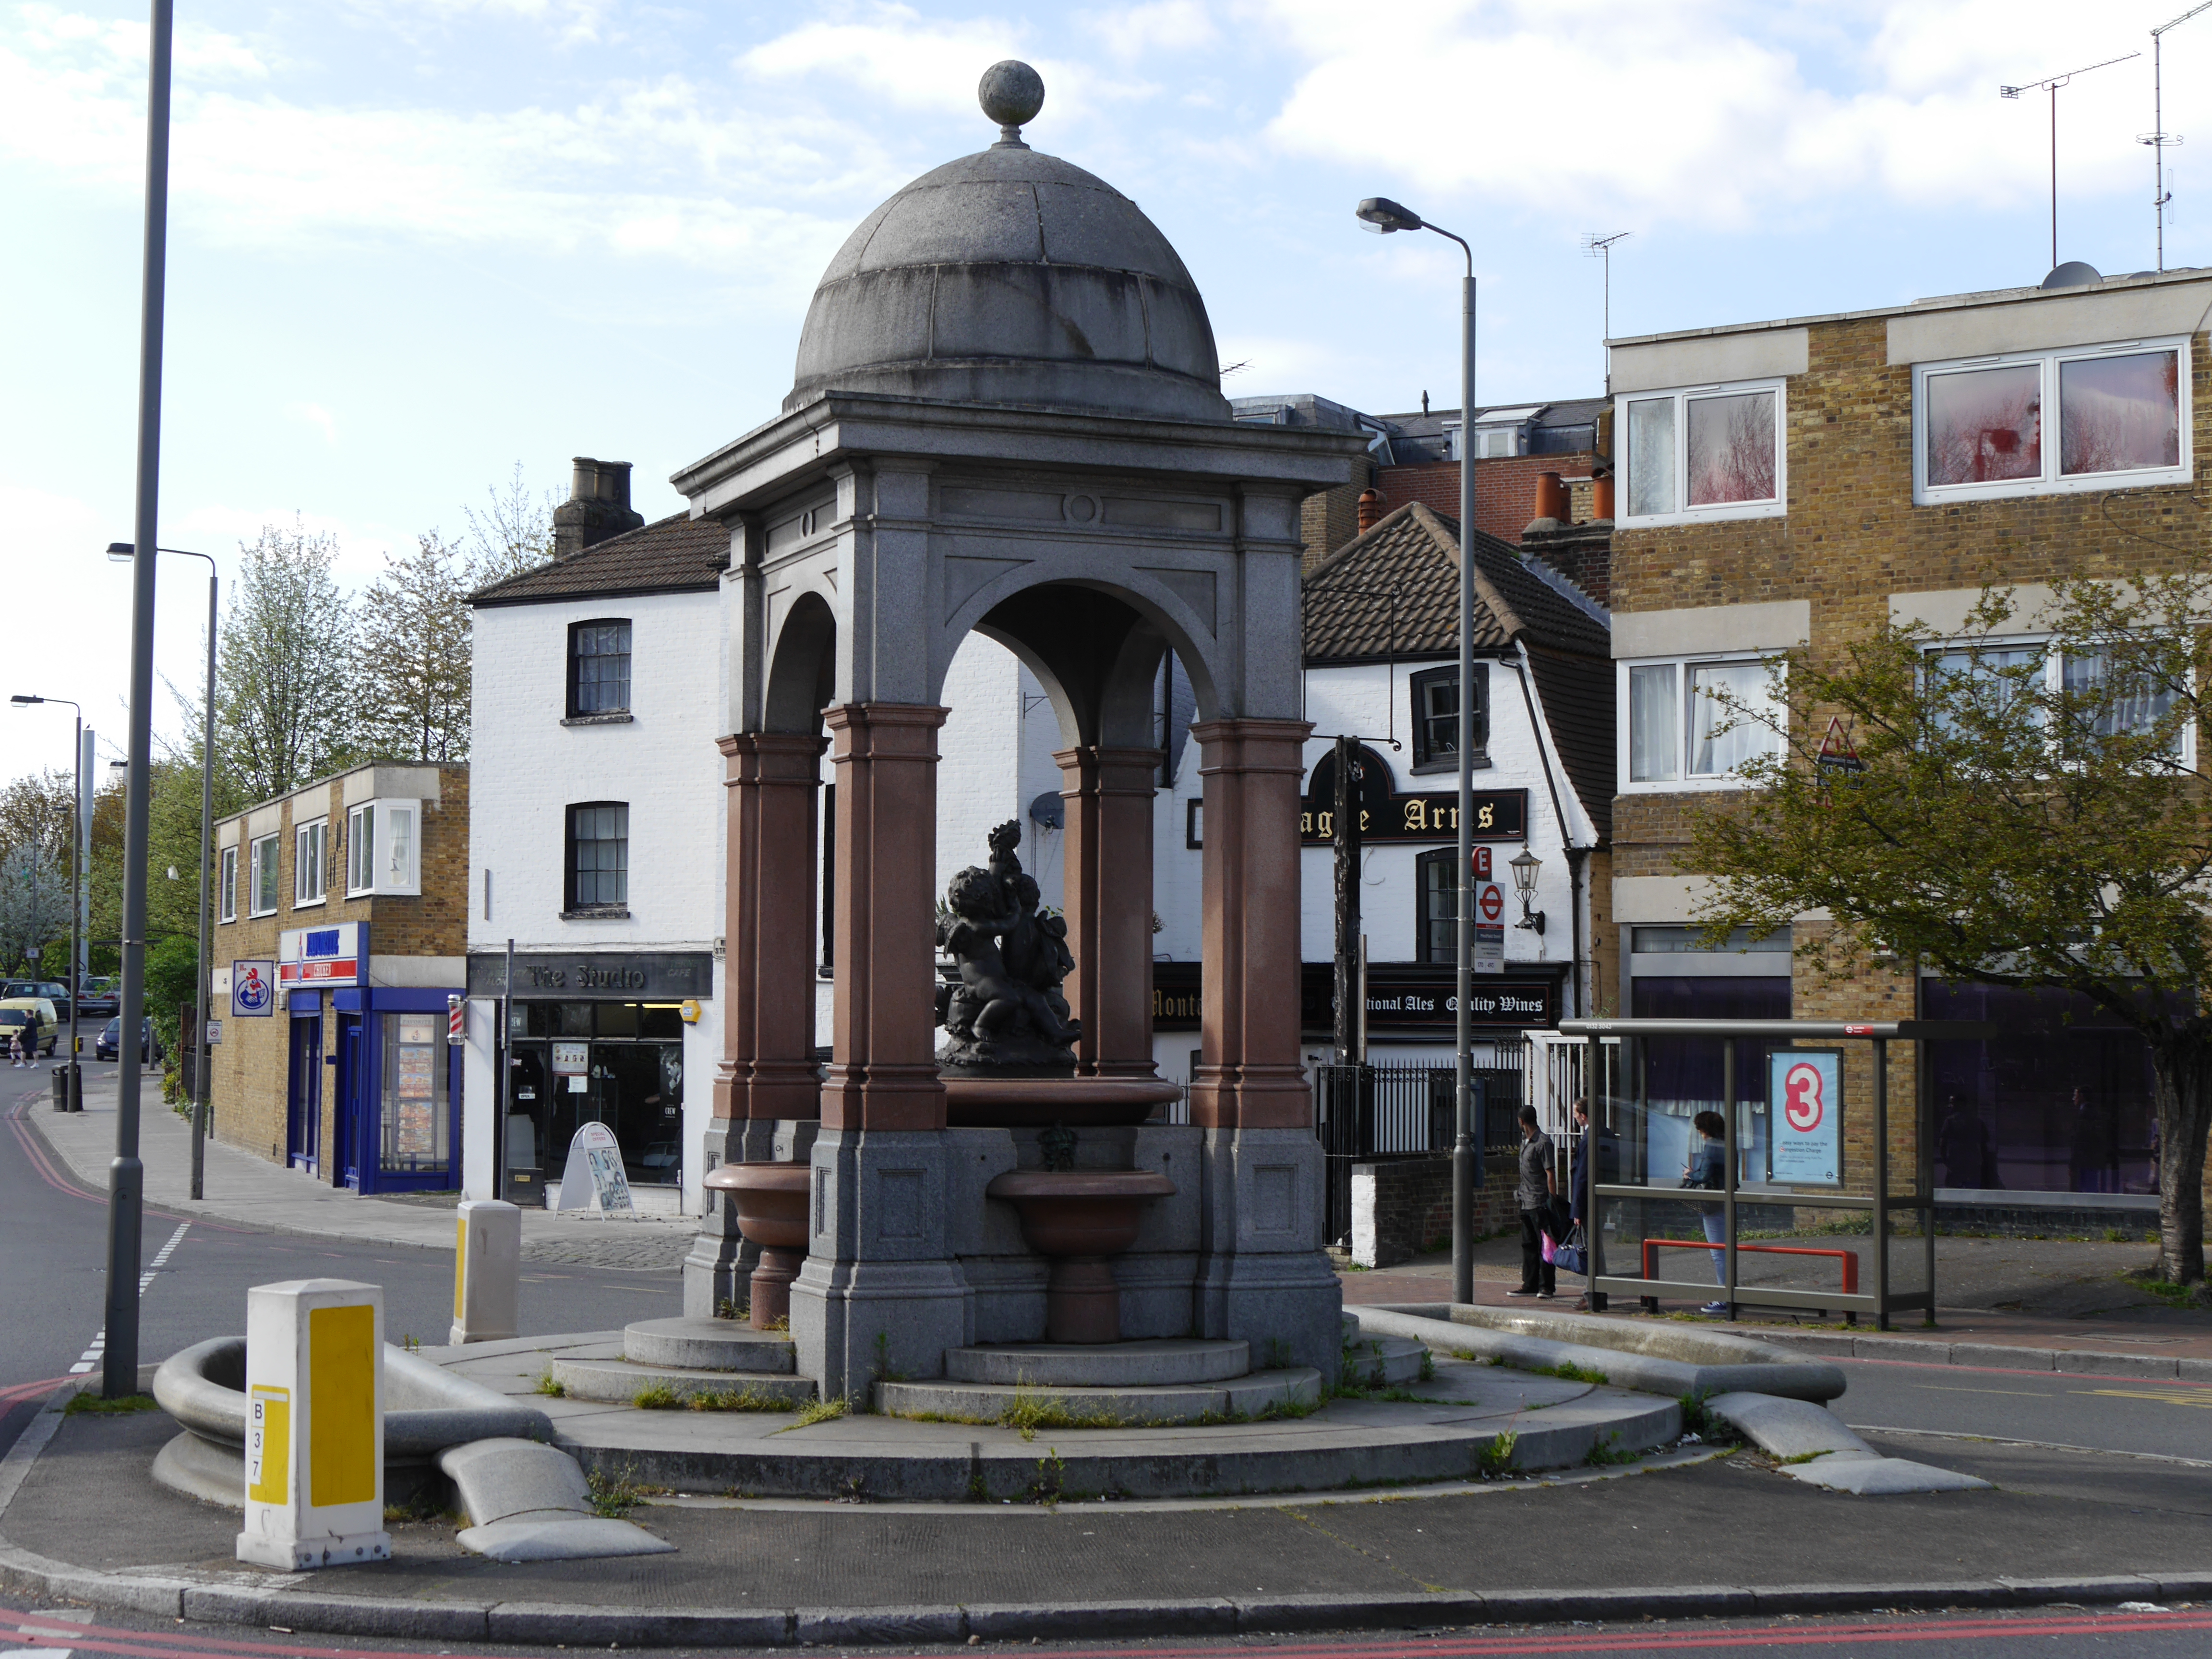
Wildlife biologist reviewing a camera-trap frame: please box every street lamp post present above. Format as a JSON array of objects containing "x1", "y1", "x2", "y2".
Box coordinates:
[
  {"x1": 8, "y1": 696, "x2": 84, "y2": 1106},
  {"x1": 108, "y1": 0, "x2": 177, "y2": 1399},
  {"x1": 109, "y1": 543, "x2": 217, "y2": 1200},
  {"x1": 1356, "y1": 194, "x2": 1479, "y2": 1304}
]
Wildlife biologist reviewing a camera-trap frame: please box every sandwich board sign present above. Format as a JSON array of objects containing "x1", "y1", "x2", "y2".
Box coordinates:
[
  {"x1": 556, "y1": 1120, "x2": 635, "y2": 1215},
  {"x1": 1769, "y1": 1049, "x2": 1843, "y2": 1186}
]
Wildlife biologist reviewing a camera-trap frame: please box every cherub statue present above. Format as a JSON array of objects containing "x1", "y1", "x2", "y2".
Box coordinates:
[{"x1": 936, "y1": 822, "x2": 1081, "y2": 1070}]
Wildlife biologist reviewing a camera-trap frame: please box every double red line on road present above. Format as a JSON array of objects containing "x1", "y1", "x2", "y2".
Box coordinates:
[{"x1": 0, "y1": 1599, "x2": 2207, "y2": 1659}]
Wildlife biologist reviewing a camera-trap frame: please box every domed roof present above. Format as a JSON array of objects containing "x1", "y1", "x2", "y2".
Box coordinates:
[{"x1": 787, "y1": 81, "x2": 1229, "y2": 423}]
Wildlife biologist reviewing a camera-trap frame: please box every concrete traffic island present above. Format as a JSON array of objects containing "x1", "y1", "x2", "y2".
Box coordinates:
[{"x1": 444, "y1": 1325, "x2": 1686, "y2": 1502}]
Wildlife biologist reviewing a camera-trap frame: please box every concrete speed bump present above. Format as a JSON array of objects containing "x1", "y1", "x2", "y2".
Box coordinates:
[{"x1": 1703, "y1": 1392, "x2": 1990, "y2": 1496}]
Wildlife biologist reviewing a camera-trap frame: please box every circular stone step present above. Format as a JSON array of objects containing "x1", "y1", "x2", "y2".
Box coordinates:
[
  {"x1": 1339, "y1": 1333, "x2": 1429, "y2": 1389},
  {"x1": 945, "y1": 1338, "x2": 1249, "y2": 1389},
  {"x1": 552, "y1": 1356, "x2": 817, "y2": 1408},
  {"x1": 878, "y1": 1367, "x2": 1320, "y2": 1427},
  {"x1": 622, "y1": 1317, "x2": 798, "y2": 1373}
]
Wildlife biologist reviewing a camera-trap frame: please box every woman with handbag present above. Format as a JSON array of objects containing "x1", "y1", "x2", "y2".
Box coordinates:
[{"x1": 1683, "y1": 1110, "x2": 1729, "y2": 1316}]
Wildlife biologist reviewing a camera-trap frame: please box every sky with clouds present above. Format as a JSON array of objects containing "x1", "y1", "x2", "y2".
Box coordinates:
[{"x1": 4, "y1": 0, "x2": 2208, "y2": 787}]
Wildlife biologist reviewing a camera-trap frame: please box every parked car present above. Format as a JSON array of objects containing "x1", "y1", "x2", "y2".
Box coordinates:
[
  {"x1": 1, "y1": 980, "x2": 70, "y2": 1022},
  {"x1": 0, "y1": 998, "x2": 56, "y2": 1058},
  {"x1": 77, "y1": 981, "x2": 119, "y2": 1022},
  {"x1": 95, "y1": 1016, "x2": 162, "y2": 1063}
]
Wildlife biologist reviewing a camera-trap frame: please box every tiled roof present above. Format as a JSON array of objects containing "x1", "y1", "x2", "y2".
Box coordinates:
[
  {"x1": 1303, "y1": 502, "x2": 1613, "y2": 837},
  {"x1": 1303, "y1": 502, "x2": 1608, "y2": 663},
  {"x1": 470, "y1": 513, "x2": 728, "y2": 607}
]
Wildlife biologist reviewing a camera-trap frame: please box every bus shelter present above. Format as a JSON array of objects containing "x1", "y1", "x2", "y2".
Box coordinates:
[{"x1": 1556, "y1": 1018, "x2": 1995, "y2": 1332}]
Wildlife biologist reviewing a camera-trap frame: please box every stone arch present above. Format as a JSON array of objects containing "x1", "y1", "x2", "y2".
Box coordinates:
[
  {"x1": 933, "y1": 562, "x2": 1226, "y2": 731},
  {"x1": 765, "y1": 590, "x2": 838, "y2": 734}
]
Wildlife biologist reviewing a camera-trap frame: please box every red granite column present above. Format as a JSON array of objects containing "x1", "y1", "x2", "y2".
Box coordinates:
[
  {"x1": 716, "y1": 732, "x2": 830, "y2": 1124},
  {"x1": 820, "y1": 702, "x2": 948, "y2": 1131},
  {"x1": 1057, "y1": 745, "x2": 1165, "y2": 1079},
  {"x1": 1190, "y1": 718, "x2": 1312, "y2": 1129}
]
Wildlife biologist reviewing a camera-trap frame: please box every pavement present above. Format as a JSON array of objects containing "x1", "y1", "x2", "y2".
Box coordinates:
[
  {"x1": 1341, "y1": 1234, "x2": 2212, "y2": 1378},
  {"x1": 29, "y1": 1064, "x2": 696, "y2": 1268},
  {"x1": 1, "y1": 1384, "x2": 2207, "y2": 1646}
]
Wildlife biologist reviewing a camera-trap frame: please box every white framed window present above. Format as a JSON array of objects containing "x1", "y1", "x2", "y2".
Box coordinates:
[
  {"x1": 1619, "y1": 655, "x2": 1786, "y2": 792},
  {"x1": 1617, "y1": 378, "x2": 1786, "y2": 527},
  {"x1": 1922, "y1": 637, "x2": 2192, "y2": 767},
  {"x1": 347, "y1": 799, "x2": 421, "y2": 897},
  {"x1": 1913, "y1": 337, "x2": 2191, "y2": 504},
  {"x1": 293, "y1": 818, "x2": 326, "y2": 907},
  {"x1": 218, "y1": 846, "x2": 237, "y2": 924},
  {"x1": 248, "y1": 833, "x2": 279, "y2": 916}
]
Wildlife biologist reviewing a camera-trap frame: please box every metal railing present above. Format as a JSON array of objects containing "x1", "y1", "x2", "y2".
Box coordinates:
[{"x1": 1311, "y1": 1061, "x2": 1525, "y2": 1248}]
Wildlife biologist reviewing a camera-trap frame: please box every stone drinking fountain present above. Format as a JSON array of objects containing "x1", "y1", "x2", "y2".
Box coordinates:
[{"x1": 939, "y1": 821, "x2": 1178, "y2": 1345}]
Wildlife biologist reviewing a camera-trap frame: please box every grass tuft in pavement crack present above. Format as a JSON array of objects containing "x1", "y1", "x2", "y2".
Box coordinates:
[
  {"x1": 64, "y1": 1393, "x2": 156, "y2": 1416},
  {"x1": 587, "y1": 1469, "x2": 644, "y2": 1518},
  {"x1": 535, "y1": 1371, "x2": 566, "y2": 1398}
]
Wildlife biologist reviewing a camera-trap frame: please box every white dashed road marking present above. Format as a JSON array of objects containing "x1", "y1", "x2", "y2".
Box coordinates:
[{"x1": 67, "y1": 1221, "x2": 189, "y2": 1375}]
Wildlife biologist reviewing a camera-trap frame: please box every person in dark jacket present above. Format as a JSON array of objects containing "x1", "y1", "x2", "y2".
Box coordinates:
[
  {"x1": 1935, "y1": 1094, "x2": 1992, "y2": 1189},
  {"x1": 2069, "y1": 1088, "x2": 2118, "y2": 1194},
  {"x1": 1508, "y1": 1104, "x2": 1557, "y2": 1300},
  {"x1": 1568, "y1": 1098, "x2": 1593, "y2": 1309},
  {"x1": 1683, "y1": 1110, "x2": 1728, "y2": 1317}
]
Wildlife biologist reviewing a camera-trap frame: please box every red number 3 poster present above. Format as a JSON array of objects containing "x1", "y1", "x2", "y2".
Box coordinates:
[{"x1": 1768, "y1": 1050, "x2": 1842, "y2": 1186}]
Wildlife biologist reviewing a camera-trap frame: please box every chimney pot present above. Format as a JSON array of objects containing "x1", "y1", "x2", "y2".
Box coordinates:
[
  {"x1": 1591, "y1": 473, "x2": 1615, "y2": 523},
  {"x1": 1356, "y1": 489, "x2": 1382, "y2": 534},
  {"x1": 553, "y1": 455, "x2": 645, "y2": 559},
  {"x1": 1532, "y1": 470, "x2": 1568, "y2": 525}
]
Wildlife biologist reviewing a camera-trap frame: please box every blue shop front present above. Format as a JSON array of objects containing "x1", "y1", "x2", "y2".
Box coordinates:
[{"x1": 280, "y1": 922, "x2": 464, "y2": 1194}]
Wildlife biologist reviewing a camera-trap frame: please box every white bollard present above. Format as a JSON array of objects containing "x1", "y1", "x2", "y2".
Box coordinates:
[
  {"x1": 450, "y1": 1199, "x2": 521, "y2": 1345},
  {"x1": 236, "y1": 1278, "x2": 390, "y2": 1571}
]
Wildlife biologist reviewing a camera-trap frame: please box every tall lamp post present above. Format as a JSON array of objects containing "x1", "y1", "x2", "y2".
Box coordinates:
[
  {"x1": 8, "y1": 696, "x2": 84, "y2": 1105},
  {"x1": 1356, "y1": 194, "x2": 1480, "y2": 1304},
  {"x1": 108, "y1": 0, "x2": 176, "y2": 1399},
  {"x1": 108, "y1": 543, "x2": 217, "y2": 1201}
]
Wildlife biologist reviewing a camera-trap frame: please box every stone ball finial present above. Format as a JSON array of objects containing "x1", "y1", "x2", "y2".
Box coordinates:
[{"x1": 980, "y1": 60, "x2": 1045, "y2": 147}]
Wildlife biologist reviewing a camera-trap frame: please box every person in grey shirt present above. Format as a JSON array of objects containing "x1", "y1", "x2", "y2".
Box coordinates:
[{"x1": 1509, "y1": 1103, "x2": 1557, "y2": 1299}]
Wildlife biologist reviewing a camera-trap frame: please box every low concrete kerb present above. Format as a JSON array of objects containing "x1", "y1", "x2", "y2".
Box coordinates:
[{"x1": 1769, "y1": 1329, "x2": 2212, "y2": 1384}]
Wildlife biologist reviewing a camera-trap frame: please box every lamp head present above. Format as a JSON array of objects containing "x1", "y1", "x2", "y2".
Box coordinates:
[
  {"x1": 9, "y1": 695, "x2": 41, "y2": 707},
  {"x1": 1356, "y1": 196, "x2": 1425, "y2": 234},
  {"x1": 106, "y1": 542, "x2": 134, "y2": 563},
  {"x1": 1508, "y1": 846, "x2": 1542, "y2": 896}
]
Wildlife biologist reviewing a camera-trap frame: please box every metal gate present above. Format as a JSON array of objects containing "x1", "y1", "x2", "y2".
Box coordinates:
[{"x1": 1312, "y1": 1059, "x2": 1526, "y2": 1249}]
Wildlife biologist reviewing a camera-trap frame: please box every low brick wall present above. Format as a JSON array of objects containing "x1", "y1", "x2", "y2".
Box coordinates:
[{"x1": 1350, "y1": 1154, "x2": 1520, "y2": 1268}]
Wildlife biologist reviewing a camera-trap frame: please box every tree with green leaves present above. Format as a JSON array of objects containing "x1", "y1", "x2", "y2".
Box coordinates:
[
  {"x1": 1686, "y1": 576, "x2": 2212, "y2": 1286},
  {"x1": 358, "y1": 532, "x2": 473, "y2": 762},
  {"x1": 0, "y1": 846, "x2": 72, "y2": 975},
  {"x1": 218, "y1": 519, "x2": 363, "y2": 799}
]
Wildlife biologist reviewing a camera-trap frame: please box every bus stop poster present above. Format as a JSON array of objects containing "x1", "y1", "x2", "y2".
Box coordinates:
[{"x1": 1768, "y1": 1048, "x2": 1843, "y2": 1187}]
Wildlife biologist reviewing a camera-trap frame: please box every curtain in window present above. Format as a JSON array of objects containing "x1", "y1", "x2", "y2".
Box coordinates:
[
  {"x1": 1627, "y1": 398, "x2": 1676, "y2": 517},
  {"x1": 571, "y1": 804, "x2": 629, "y2": 906},
  {"x1": 1629, "y1": 663, "x2": 1679, "y2": 781},
  {"x1": 1689, "y1": 661, "x2": 1774, "y2": 776}
]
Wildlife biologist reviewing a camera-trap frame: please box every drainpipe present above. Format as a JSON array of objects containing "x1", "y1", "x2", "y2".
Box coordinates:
[{"x1": 1509, "y1": 639, "x2": 1588, "y2": 1021}]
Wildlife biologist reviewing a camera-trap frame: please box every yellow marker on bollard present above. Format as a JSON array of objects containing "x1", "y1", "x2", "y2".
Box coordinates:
[
  {"x1": 236, "y1": 1279, "x2": 390, "y2": 1571},
  {"x1": 451, "y1": 1199, "x2": 521, "y2": 1345}
]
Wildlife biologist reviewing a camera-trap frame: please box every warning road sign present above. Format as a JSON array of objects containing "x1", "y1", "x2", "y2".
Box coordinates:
[{"x1": 1816, "y1": 714, "x2": 1866, "y2": 775}]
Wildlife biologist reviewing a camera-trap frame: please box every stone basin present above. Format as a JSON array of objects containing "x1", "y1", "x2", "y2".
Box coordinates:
[
  {"x1": 944, "y1": 1076, "x2": 1180, "y2": 1128},
  {"x1": 703, "y1": 1161, "x2": 811, "y2": 1329},
  {"x1": 985, "y1": 1168, "x2": 1176, "y2": 1343}
]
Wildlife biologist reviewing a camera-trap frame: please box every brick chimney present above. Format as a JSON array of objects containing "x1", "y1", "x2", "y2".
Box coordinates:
[{"x1": 553, "y1": 457, "x2": 645, "y2": 560}]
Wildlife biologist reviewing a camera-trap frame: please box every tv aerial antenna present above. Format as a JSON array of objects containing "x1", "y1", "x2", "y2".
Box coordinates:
[
  {"x1": 1581, "y1": 231, "x2": 1630, "y2": 394},
  {"x1": 2143, "y1": 4, "x2": 2212, "y2": 269},
  {"x1": 2001, "y1": 52, "x2": 2139, "y2": 271}
]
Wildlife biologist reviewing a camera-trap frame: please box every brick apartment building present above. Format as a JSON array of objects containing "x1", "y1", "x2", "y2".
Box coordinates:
[
  {"x1": 208, "y1": 762, "x2": 469, "y2": 1192},
  {"x1": 1605, "y1": 262, "x2": 2212, "y2": 1223}
]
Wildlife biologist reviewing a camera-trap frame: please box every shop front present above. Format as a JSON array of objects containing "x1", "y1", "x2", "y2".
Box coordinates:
[
  {"x1": 465, "y1": 950, "x2": 711, "y2": 1211},
  {"x1": 278, "y1": 924, "x2": 463, "y2": 1195}
]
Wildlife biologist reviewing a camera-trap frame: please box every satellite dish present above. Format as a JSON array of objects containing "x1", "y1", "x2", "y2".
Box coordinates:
[
  {"x1": 2040, "y1": 261, "x2": 2103, "y2": 289},
  {"x1": 1027, "y1": 791, "x2": 1064, "y2": 831}
]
